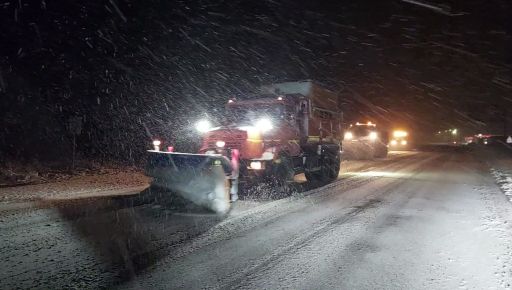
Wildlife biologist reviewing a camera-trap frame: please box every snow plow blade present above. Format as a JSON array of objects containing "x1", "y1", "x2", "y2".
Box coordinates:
[{"x1": 145, "y1": 151, "x2": 233, "y2": 214}]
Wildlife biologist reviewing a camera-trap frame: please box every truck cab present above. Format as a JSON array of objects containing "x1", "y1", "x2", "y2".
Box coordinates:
[
  {"x1": 389, "y1": 130, "x2": 409, "y2": 150},
  {"x1": 342, "y1": 122, "x2": 388, "y2": 159},
  {"x1": 198, "y1": 89, "x2": 341, "y2": 184}
]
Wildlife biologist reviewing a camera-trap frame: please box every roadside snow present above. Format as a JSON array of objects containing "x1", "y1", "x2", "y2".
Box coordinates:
[
  {"x1": 0, "y1": 153, "x2": 416, "y2": 205},
  {"x1": 0, "y1": 170, "x2": 150, "y2": 202},
  {"x1": 477, "y1": 147, "x2": 512, "y2": 203},
  {"x1": 490, "y1": 168, "x2": 512, "y2": 202}
]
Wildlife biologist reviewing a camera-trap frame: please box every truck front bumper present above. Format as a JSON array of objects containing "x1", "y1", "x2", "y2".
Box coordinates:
[{"x1": 239, "y1": 159, "x2": 276, "y2": 181}]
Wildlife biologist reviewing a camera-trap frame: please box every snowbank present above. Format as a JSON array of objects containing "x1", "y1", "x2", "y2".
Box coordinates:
[
  {"x1": 0, "y1": 169, "x2": 150, "y2": 202},
  {"x1": 477, "y1": 146, "x2": 512, "y2": 203},
  {"x1": 490, "y1": 168, "x2": 512, "y2": 202}
]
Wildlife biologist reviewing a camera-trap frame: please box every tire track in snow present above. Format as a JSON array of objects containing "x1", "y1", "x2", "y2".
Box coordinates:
[
  {"x1": 125, "y1": 153, "x2": 440, "y2": 289},
  {"x1": 226, "y1": 154, "x2": 441, "y2": 290},
  {"x1": 144, "y1": 153, "x2": 430, "y2": 267}
]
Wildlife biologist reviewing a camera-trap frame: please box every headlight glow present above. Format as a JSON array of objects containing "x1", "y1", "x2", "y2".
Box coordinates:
[
  {"x1": 255, "y1": 118, "x2": 273, "y2": 132},
  {"x1": 196, "y1": 120, "x2": 211, "y2": 133},
  {"x1": 393, "y1": 130, "x2": 408, "y2": 138},
  {"x1": 152, "y1": 140, "x2": 161, "y2": 151},
  {"x1": 344, "y1": 132, "x2": 353, "y2": 140},
  {"x1": 369, "y1": 131, "x2": 378, "y2": 140},
  {"x1": 401, "y1": 140, "x2": 407, "y2": 145},
  {"x1": 390, "y1": 139, "x2": 398, "y2": 146},
  {"x1": 249, "y1": 161, "x2": 263, "y2": 170},
  {"x1": 216, "y1": 140, "x2": 226, "y2": 148}
]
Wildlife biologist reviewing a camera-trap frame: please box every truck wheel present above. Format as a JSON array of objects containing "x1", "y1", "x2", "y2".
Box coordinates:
[
  {"x1": 327, "y1": 153, "x2": 341, "y2": 180},
  {"x1": 322, "y1": 153, "x2": 340, "y2": 181},
  {"x1": 305, "y1": 153, "x2": 340, "y2": 183},
  {"x1": 272, "y1": 154, "x2": 294, "y2": 195}
]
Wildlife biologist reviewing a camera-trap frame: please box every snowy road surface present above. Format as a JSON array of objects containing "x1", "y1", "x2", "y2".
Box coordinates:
[{"x1": 2, "y1": 150, "x2": 512, "y2": 289}]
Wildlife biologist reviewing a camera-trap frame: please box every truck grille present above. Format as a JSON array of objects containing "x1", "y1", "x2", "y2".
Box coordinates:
[
  {"x1": 205, "y1": 131, "x2": 247, "y2": 150},
  {"x1": 207, "y1": 141, "x2": 243, "y2": 149}
]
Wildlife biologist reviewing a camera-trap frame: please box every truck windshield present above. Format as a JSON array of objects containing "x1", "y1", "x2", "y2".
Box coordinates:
[
  {"x1": 350, "y1": 126, "x2": 380, "y2": 137},
  {"x1": 226, "y1": 104, "x2": 286, "y2": 125}
]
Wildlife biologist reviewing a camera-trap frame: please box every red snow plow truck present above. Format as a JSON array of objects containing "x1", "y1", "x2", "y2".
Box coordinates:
[{"x1": 145, "y1": 81, "x2": 343, "y2": 213}]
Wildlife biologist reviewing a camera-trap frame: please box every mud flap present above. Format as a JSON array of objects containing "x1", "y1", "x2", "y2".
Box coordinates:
[{"x1": 145, "y1": 152, "x2": 232, "y2": 214}]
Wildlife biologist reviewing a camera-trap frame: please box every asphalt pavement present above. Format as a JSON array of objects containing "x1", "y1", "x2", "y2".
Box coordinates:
[{"x1": 2, "y1": 150, "x2": 512, "y2": 289}]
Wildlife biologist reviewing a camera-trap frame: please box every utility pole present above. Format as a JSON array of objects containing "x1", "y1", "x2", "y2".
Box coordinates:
[{"x1": 504, "y1": 107, "x2": 508, "y2": 137}]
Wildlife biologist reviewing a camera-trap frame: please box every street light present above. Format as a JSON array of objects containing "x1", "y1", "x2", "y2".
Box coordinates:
[{"x1": 452, "y1": 129, "x2": 457, "y2": 135}]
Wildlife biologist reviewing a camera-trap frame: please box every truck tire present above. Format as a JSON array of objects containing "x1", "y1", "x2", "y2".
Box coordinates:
[
  {"x1": 271, "y1": 154, "x2": 295, "y2": 195},
  {"x1": 328, "y1": 153, "x2": 341, "y2": 180},
  {"x1": 305, "y1": 152, "x2": 340, "y2": 183}
]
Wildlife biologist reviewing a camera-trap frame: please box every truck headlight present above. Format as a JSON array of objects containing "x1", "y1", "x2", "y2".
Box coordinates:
[
  {"x1": 195, "y1": 120, "x2": 211, "y2": 133},
  {"x1": 344, "y1": 132, "x2": 353, "y2": 140},
  {"x1": 255, "y1": 118, "x2": 273, "y2": 132},
  {"x1": 152, "y1": 140, "x2": 161, "y2": 151},
  {"x1": 369, "y1": 131, "x2": 378, "y2": 140},
  {"x1": 249, "y1": 161, "x2": 263, "y2": 170}
]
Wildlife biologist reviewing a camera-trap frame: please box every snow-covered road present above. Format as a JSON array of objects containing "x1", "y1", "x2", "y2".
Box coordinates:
[{"x1": 2, "y1": 150, "x2": 512, "y2": 289}]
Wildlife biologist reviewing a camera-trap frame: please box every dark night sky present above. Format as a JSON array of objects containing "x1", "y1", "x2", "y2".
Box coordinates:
[{"x1": 1, "y1": 0, "x2": 511, "y2": 163}]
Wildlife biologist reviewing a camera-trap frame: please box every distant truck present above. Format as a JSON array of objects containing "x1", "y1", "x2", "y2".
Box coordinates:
[
  {"x1": 389, "y1": 130, "x2": 410, "y2": 150},
  {"x1": 145, "y1": 81, "x2": 343, "y2": 213},
  {"x1": 342, "y1": 122, "x2": 388, "y2": 159}
]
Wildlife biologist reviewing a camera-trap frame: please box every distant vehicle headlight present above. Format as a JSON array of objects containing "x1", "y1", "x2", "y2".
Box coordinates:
[
  {"x1": 344, "y1": 132, "x2": 353, "y2": 140},
  {"x1": 369, "y1": 131, "x2": 378, "y2": 140},
  {"x1": 195, "y1": 120, "x2": 211, "y2": 133},
  {"x1": 401, "y1": 140, "x2": 407, "y2": 145},
  {"x1": 255, "y1": 118, "x2": 273, "y2": 132},
  {"x1": 390, "y1": 139, "x2": 398, "y2": 146},
  {"x1": 216, "y1": 140, "x2": 226, "y2": 148}
]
